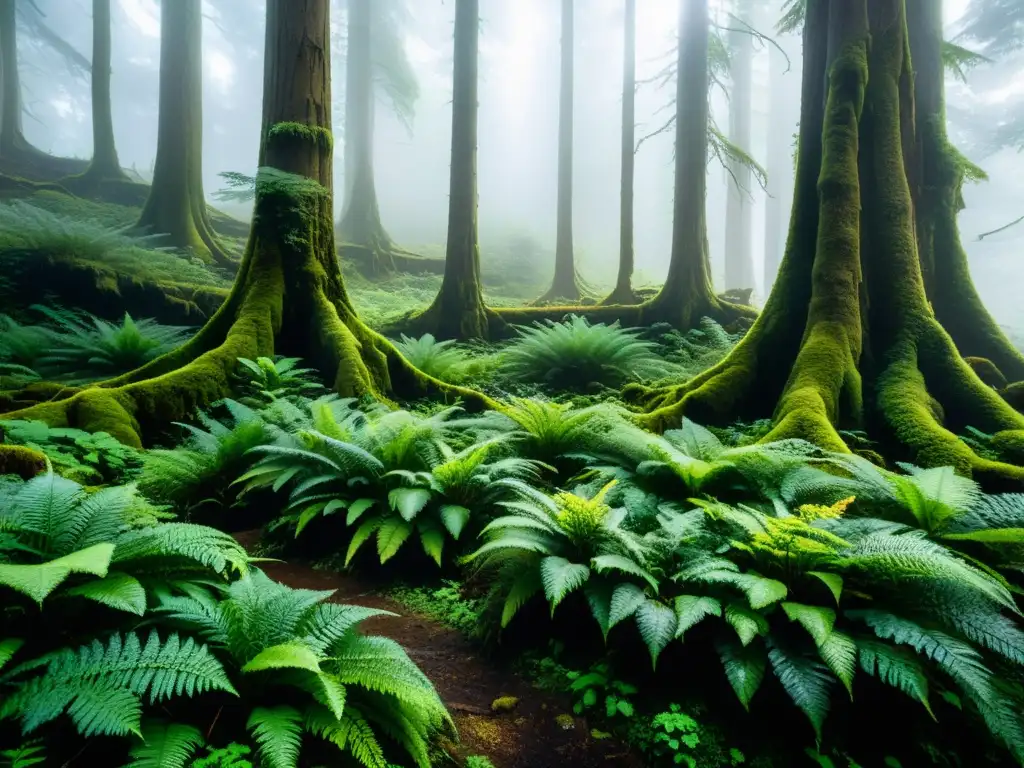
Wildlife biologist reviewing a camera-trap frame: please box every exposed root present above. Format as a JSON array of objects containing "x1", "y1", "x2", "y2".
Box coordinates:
[{"x1": 340, "y1": 242, "x2": 445, "y2": 279}]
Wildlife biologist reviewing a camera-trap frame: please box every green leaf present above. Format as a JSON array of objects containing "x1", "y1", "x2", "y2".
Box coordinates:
[
  {"x1": 674, "y1": 595, "x2": 722, "y2": 639},
  {"x1": 248, "y1": 706, "x2": 303, "y2": 768},
  {"x1": 858, "y1": 638, "x2": 933, "y2": 717},
  {"x1": 346, "y1": 498, "x2": 377, "y2": 526},
  {"x1": 242, "y1": 642, "x2": 322, "y2": 674},
  {"x1": 609, "y1": 583, "x2": 647, "y2": 630},
  {"x1": 388, "y1": 487, "x2": 432, "y2": 522},
  {"x1": 767, "y1": 640, "x2": 834, "y2": 739},
  {"x1": 0, "y1": 542, "x2": 115, "y2": 604},
  {"x1": 584, "y1": 581, "x2": 614, "y2": 640},
  {"x1": 819, "y1": 630, "x2": 857, "y2": 698},
  {"x1": 636, "y1": 599, "x2": 678, "y2": 667},
  {"x1": 501, "y1": 570, "x2": 543, "y2": 628},
  {"x1": 617, "y1": 698, "x2": 634, "y2": 717},
  {"x1": 807, "y1": 571, "x2": 843, "y2": 604},
  {"x1": 943, "y1": 528, "x2": 1024, "y2": 544},
  {"x1": 419, "y1": 524, "x2": 446, "y2": 567},
  {"x1": 583, "y1": 688, "x2": 598, "y2": 707},
  {"x1": 344, "y1": 518, "x2": 380, "y2": 566},
  {"x1": 65, "y1": 572, "x2": 147, "y2": 615},
  {"x1": 725, "y1": 604, "x2": 768, "y2": 646},
  {"x1": 376, "y1": 518, "x2": 413, "y2": 563},
  {"x1": 782, "y1": 603, "x2": 836, "y2": 647},
  {"x1": 540, "y1": 556, "x2": 591, "y2": 613},
  {"x1": 439, "y1": 504, "x2": 472, "y2": 539},
  {"x1": 126, "y1": 720, "x2": 204, "y2": 768},
  {"x1": 716, "y1": 638, "x2": 767, "y2": 710},
  {"x1": 591, "y1": 554, "x2": 659, "y2": 591},
  {"x1": 294, "y1": 504, "x2": 324, "y2": 537},
  {"x1": 739, "y1": 573, "x2": 788, "y2": 609},
  {"x1": 0, "y1": 638, "x2": 23, "y2": 673}
]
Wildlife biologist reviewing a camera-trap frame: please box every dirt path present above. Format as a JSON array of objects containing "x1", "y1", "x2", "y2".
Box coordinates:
[{"x1": 236, "y1": 531, "x2": 642, "y2": 768}]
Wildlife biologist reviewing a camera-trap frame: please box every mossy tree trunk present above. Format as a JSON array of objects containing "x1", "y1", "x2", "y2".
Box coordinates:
[
  {"x1": 603, "y1": 0, "x2": 639, "y2": 307},
  {"x1": 0, "y1": 0, "x2": 491, "y2": 447},
  {"x1": 134, "y1": 0, "x2": 233, "y2": 270},
  {"x1": 723, "y1": 0, "x2": 755, "y2": 294},
  {"x1": 907, "y1": 0, "x2": 1024, "y2": 385},
  {"x1": 537, "y1": 0, "x2": 582, "y2": 303},
  {"x1": 337, "y1": 0, "x2": 398, "y2": 276},
  {"x1": 0, "y1": 0, "x2": 85, "y2": 178},
  {"x1": 404, "y1": 0, "x2": 496, "y2": 340},
  {"x1": 628, "y1": 0, "x2": 1024, "y2": 484}
]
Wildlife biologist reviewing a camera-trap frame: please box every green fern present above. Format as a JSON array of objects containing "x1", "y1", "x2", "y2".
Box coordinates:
[{"x1": 126, "y1": 720, "x2": 205, "y2": 768}]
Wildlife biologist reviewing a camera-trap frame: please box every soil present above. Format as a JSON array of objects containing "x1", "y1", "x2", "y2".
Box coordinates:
[{"x1": 234, "y1": 530, "x2": 644, "y2": 768}]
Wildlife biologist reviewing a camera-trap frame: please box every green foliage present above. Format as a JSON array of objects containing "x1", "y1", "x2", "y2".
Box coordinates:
[
  {"x1": 140, "y1": 406, "x2": 273, "y2": 516},
  {"x1": 0, "y1": 201, "x2": 225, "y2": 289},
  {"x1": 0, "y1": 305, "x2": 192, "y2": 384},
  {"x1": 566, "y1": 662, "x2": 638, "y2": 720},
  {"x1": 154, "y1": 569, "x2": 452, "y2": 768},
  {"x1": 387, "y1": 580, "x2": 485, "y2": 635},
  {"x1": 501, "y1": 316, "x2": 676, "y2": 390},
  {"x1": 942, "y1": 41, "x2": 991, "y2": 83},
  {"x1": 393, "y1": 334, "x2": 482, "y2": 384},
  {"x1": 190, "y1": 743, "x2": 254, "y2": 768},
  {"x1": 0, "y1": 419, "x2": 143, "y2": 484},
  {"x1": 232, "y1": 356, "x2": 326, "y2": 406},
  {"x1": 464, "y1": 757, "x2": 497, "y2": 768},
  {"x1": 651, "y1": 705, "x2": 701, "y2": 767},
  {"x1": 0, "y1": 740, "x2": 45, "y2": 768},
  {"x1": 241, "y1": 403, "x2": 543, "y2": 567}
]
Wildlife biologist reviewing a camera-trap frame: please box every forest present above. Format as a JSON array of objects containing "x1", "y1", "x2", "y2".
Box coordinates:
[{"x1": 0, "y1": 0, "x2": 1023, "y2": 766}]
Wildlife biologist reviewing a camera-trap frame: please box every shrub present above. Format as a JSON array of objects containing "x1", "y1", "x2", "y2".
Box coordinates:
[
  {"x1": 0, "y1": 419, "x2": 143, "y2": 484},
  {"x1": 155, "y1": 569, "x2": 453, "y2": 768},
  {"x1": 231, "y1": 356, "x2": 326, "y2": 406},
  {"x1": 501, "y1": 315, "x2": 676, "y2": 390},
  {"x1": 394, "y1": 334, "x2": 475, "y2": 383}
]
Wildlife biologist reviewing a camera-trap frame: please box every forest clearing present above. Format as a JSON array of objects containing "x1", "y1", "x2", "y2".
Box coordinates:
[{"x1": 1, "y1": 0, "x2": 1024, "y2": 766}]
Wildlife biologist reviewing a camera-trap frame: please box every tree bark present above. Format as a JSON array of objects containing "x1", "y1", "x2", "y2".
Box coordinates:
[
  {"x1": 134, "y1": 0, "x2": 233, "y2": 270},
  {"x1": 762, "y1": 11, "x2": 795, "y2": 294},
  {"x1": 0, "y1": 0, "x2": 85, "y2": 178},
  {"x1": 907, "y1": 0, "x2": 1024, "y2": 385},
  {"x1": 402, "y1": 0, "x2": 496, "y2": 340},
  {"x1": 603, "y1": 0, "x2": 639, "y2": 306},
  {"x1": 0, "y1": 0, "x2": 492, "y2": 446},
  {"x1": 723, "y1": 0, "x2": 755, "y2": 293},
  {"x1": 537, "y1": 0, "x2": 582, "y2": 302},
  {"x1": 629, "y1": 0, "x2": 1024, "y2": 485},
  {"x1": 337, "y1": 0, "x2": 398, "y2": 276}
]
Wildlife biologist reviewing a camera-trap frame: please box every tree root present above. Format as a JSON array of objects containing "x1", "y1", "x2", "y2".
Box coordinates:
[{"x1": 340, "y1": 243, "x2": 445, "y2": 279}]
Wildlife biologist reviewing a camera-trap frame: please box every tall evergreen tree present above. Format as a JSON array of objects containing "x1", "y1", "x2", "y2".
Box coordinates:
[
  {"x1": 1, "y1": 0, "x2": 488, "y2": 445},
  {"x1": 632, "y1": 0, "x2": 1024, "y2": 483},
  {"x1": 134, "y1": 0, "x2": 233, "y2": 270},
  {"x1": 723, "y1": 0, "x2": 755, "y2": 293},
  {"x1": 603, "y1": 0, "x2": 639, "y2": 306},
  {"x1": 537, "y1": 0, "x2": 582, "y2": 302}
]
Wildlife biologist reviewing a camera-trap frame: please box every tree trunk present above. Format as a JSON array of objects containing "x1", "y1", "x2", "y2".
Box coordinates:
[
  {"x1": 723, "y1": 0, "x2": 755, "y2": 293},
  {"x1": 537, "y1": 0, "x2": 582, "y2": 303},
  {"x1": 640, "y1": 0, "x2": 745, "y2": 328},
  {"x1": 0, "y1": 0, "x2": 22, "y2": 156},
  {"x1": 134, "y1": 0, "x2": 233, "y2": 270},
  {"x1": 603, "y1": 0, "x2": 639, "y2": 306},
  {"x1": 404, "y1": 0, "x2": 495, "y2": 340},
  {"x1": 0, "y1": 0, "x2": 85, "y2": 178},
  {"x1": 907, "y1": 0, "x2": 1024, "y2": 385},
  {"x1": 337, "y1": 0, "x2": 398, "y2": 276},
  {"x1": 629, "y1": 0, "x2": 1024, "y2": 485},
  {"x1": 61, "y1": 0, "x2": 141, "y2": 199},
  {"x1": 0, "y1": 0, "x2": 491, "y2": 446},
  {"x1": 762, "y1": 19, "x2": 792, "y2": 294}
]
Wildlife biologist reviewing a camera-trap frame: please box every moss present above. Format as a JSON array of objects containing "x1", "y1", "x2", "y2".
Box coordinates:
[
  {"x1": 267, "y1": 121, "x2": 334, "y2": 153},
  {"x1": 554, "y1": 714, "x2": 575, "y2": 730},
  {"x1": 965, "y1": 357, "x2": 1008, "y2": 390},
  {"x1": 490, "y1": 696, "x2": 519, "y2": 714},
  {"x1": 1001, "y1": 382, "x2": 1024, "y2": 412},
  {"x1": 0, "y1": 444, "x2": 46, "y2": 478}
]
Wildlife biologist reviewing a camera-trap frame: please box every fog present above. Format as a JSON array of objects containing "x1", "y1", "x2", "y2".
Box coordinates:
[{"x1": 14, "y1": 0, "x2": 1024, "y2": 321}]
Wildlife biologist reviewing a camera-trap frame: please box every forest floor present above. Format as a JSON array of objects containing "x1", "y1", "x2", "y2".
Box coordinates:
[{"x1": 234, "y1": 530, "x2": 643, "y2": 768}]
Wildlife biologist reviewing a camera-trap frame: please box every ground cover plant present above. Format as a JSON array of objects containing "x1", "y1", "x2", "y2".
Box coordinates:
[{"x1": 2, "y1": 0, "x2": 1024, "y2": 765}]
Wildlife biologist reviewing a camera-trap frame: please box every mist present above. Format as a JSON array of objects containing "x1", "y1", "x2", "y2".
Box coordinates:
[{"x1": 13, "y1": 0, "x2": 1023, "y2": 314}]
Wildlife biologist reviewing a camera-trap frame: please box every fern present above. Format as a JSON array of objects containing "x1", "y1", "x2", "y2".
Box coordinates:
[{"x1": 126, "y1": 721, "x2": 205, "y2": 768}]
